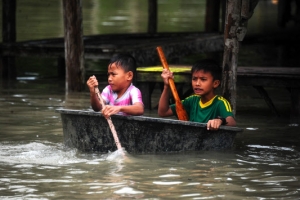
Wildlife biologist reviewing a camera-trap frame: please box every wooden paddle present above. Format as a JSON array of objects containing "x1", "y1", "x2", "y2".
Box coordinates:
[
  {"x1": 94, "y1": 87, "x2": 125, "y2": 155},
  {"x1": 156, "y1": 46, "x2": 189, "y2": 121}
]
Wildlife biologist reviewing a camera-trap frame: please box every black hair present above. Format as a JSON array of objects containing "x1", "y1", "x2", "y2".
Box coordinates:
[
  {"x1": 108, "y1": 53, "x2": 137, "y2": 75},
  {"x1": 191, "y1": 59, "x2": 222, "y2": 81}
]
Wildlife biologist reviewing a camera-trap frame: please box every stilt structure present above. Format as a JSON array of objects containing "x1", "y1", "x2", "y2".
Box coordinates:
[
  {"x1": 222, "y1": 0, "x2": 259, "y2": 115},
  {"x1": 148, "y1": 0, "x2": 157, "y2": 34},
  {"x1": 62, "y1": 0, "x2": 85, "y2": 92},
  {"x1": 1, "y1": 0, "x2": 16, "y2": 80}
]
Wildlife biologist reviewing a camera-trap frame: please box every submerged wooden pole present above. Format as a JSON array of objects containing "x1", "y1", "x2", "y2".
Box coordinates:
[
  {"x1": 221, "y1": 0, "x2": 258, "y2": 115},
  {"x1": 1, "y1": 0, "x2": 16, "y2": 80},
  {"x1": 205, "y1": 0, "x2": 221, "y2": 32},
  {"x1": 148, "y1": 0, "x2": 157, "y2": 34},
  {"x1": 62, "y1": 0, "x2": 85, "y2": 92}
]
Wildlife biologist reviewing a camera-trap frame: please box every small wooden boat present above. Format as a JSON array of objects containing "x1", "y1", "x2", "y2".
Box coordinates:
[{"x1": 56, "y1": 109, "x2": 243, "y2": 153}]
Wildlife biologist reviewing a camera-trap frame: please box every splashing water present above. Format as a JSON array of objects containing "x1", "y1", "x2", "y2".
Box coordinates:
[{"x1": 0, "y1": 141, "x2": 126, "y2": 166}]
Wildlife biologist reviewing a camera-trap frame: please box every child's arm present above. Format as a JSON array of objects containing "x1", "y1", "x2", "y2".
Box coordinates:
[
  {"x1": 158, "y1": 69, "x2": 174, "y2": 117},
  {"x1": 206, "y1": 116, "x2": 236, "y2": 130},
  {"x1": 225, "y1": 116, "x2": 236, "y2": 126},
  {"x1": 101, "y1": 87, "x2": 144, "y2": 118},
  {"x1": 87, "y1": 76, "x2": 102, "y2": 112},
  {"x1": 102, "y1": 103, "x2": 144, "y2": 118}
]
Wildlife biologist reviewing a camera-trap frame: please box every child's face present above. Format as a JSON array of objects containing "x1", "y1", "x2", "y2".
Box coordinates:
[
  {"x1": 191, "y1": 70, "x2": 220, "y2": 97},
  {"x1": 107, "y1": 62, "x2": 132, "y2": 93}
]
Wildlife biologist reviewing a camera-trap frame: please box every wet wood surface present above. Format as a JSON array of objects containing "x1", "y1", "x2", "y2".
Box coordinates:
[
  {"x1": 62, "y1": 0, "x2": 85, "y2": 91},
  {"x1": 0, "y1": 32, "x2": 223, "y2": 66}
]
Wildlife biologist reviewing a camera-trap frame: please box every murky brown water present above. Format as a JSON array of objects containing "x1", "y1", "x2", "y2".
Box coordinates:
[
  {"x1": 1, "y1": 79, "x2": 300, "y2": 199},
  {"x1": 1, "y1": 0, "x2": 300, "y2": 199}
]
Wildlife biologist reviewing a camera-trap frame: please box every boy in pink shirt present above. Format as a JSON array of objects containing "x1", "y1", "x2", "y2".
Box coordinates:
[{"x1": 87, "y1": 54, "x2": 144, "y2": 118}]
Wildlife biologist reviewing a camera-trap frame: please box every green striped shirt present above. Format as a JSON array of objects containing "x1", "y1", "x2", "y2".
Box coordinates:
[{"x1": 170, "y1": 95, "x2": 234, "y2": 123}]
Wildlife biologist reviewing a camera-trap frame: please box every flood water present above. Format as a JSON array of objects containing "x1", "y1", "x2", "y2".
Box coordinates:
[
  {"x1": 1, "y1": 79, "x2": 300, "y2": 199},
  {"x1": 1, "y1": 0, "x2": 300, "y2": 199}
]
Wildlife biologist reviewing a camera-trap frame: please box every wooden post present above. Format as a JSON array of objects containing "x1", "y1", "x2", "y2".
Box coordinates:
[
  {"x1": 290, "y1": 88, "x2": 300, "y2": 124},
  {"x1": 57, "y1": 56, "x2": 66, "y2": 80},
  {"x1": 221, "y1": 0, "x2": 258, "y2": 115},
  {"x1": 221, "y1": 0, "x2": 241, "y2": 116},
  {"x1": 220, "y1": 0, "x2": 226, "y2": 33},
  {"x1": 205, "y1": 0, "x2": 221, "y2": 32},
  {"x1": 205, "y1": 0, "x2": 222, "y2": 62},
  {"x1": 62, "y1": 0, "x2": 85, "y2": 92},
  {"x1": 1, "y1": 0, "x2": 16, "y2": 80},
  {"x1": 148, "y1": 0, "x2": 157, "y2": 34}
]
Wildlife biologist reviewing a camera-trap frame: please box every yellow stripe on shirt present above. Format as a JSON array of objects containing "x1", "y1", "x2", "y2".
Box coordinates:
[
  {"x1": 199, "y1": 95, "x2": 217, "y2": 108},
  {"x1": 218, "y1": 96, "x2": 232, "y2": 112}
]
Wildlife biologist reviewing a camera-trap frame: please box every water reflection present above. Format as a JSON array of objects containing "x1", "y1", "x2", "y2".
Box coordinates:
[{"x1": 0, "y1": 0, "x2": 293, "y2": 42}]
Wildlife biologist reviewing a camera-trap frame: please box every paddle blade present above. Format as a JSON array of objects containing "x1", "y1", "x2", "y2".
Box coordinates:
[
  {"x1": 175, "y1": 100, "x2": 189, "y2": 121},
  {"x1": 156, "y1": 46, "x2": 189, "y2": 121}
]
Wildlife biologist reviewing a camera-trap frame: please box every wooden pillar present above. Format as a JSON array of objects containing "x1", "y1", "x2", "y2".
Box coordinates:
[
  {"x1": 62, "y1": 0, "x2": 85, "y2": 92},
  {"x1": 1, "y1": 0, "x2": 16, "y2": 80},
  {"x1": 221, "y1": 0, "x2": 258, "y2": 115},
  {"x1": 221, "y1": 0, "x2": 242, "y2": 116},
  {"x1": 205, "y1": 0, "x2": 222, "y2": 61},
  {"x1": 148, "y1": 0, "x2": 157, "y2": 34},
  {"x1": 220, "y1": 0, "x2": 226, "y2": 33},
  {"x1": 57, "y1": 56, "x2": 66, "y2": 80},
  {"x1": 290, "y1": 88, "x2": 300, "y2": 124},
  {"x1": 205, "y1": 0, "x2": 221, "y2": 32}
]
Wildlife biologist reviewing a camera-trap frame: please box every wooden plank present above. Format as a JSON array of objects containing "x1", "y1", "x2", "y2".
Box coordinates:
[
  {"x1": 237, "y1": 67, "x2": 300, "y2": 77},
  {"x1": 0, "y1": 33, "x2": 224, "y2": 65},
  {"x1": 136, "y1": 65, "x2": 300, "y2": 84}
]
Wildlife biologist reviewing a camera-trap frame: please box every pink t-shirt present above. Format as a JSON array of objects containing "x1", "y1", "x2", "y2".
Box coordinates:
[{"x1": 101, "y1": 84, "x2": 143, "y2": 115}]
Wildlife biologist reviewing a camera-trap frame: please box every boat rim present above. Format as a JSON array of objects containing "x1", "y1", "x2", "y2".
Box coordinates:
[{"x1": 56, "y1": 108, "x2": 243, "y2": 133}]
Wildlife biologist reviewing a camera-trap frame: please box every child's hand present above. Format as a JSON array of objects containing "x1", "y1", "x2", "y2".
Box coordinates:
[
  {"x1": 101, "y1": 105, "x2": 121, "y2": 119},
  {"x1": 87, "y1": 75, "x2": 98, "y2": 92},
  {"x1": 206, "y1": 118, "x2": 222, "y2": 131},
  {"x1": 161, "y1": 69, "x2": 174, "y2": 85}
]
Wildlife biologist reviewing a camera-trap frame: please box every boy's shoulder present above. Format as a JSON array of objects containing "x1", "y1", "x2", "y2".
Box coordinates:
[
  {"x1": 127, "y1": 84, "x2": 142, "y2": 95},
  {"x1": 182, "y1": 94, "x2": 200, "y2": 105},
  {"x1": 184, "y1": 94, "x2": 200, "y2": 100},
  {"x1": 215, "y1": 95, "x2": 230, "y2": 102},
  {"x1": 128, "y1": 84, "x2": 140, "y2": 91}
]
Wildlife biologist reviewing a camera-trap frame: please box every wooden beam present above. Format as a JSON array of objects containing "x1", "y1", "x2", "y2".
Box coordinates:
[
  {"x1": 221, "y1": 0, "x2": 242, "y2": 116},
  {"x1": 205, "y1": 0, "x2": 221, "y2": 32},
  {"x1": 148, "y1": 0, "x2": 157, "y2": 34},
  {"x1": 221, "y1": 0, "x2": 259, "y2": 115},
  {"x1": 2, "y1": 0, "x2": 16, "y2": 43},
  {"x1": 1, "y1": 0, "x2": 16, "y2": 80},
  {"x1": 290, "y1": 88, "x2": 300, "y2": 124},
  {"x1": 62, "y1": 0, "x2": 85, "y2": 91}
]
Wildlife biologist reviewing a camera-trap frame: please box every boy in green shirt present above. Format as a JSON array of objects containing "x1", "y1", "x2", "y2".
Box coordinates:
[{"x1": 158, "y1": 59, "x2": 236, "y2": 130}]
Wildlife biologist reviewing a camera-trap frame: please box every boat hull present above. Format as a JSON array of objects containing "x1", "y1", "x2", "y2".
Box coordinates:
[{"x1": 56, "y1": 109, "x2": 243, "y2": 153}]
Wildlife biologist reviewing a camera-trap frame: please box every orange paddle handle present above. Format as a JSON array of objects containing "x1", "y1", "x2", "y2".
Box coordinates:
[
  {"x1": 94, "y1": 87, "x2": 125, "y2": 155},
  {"x1": 156, "y1": 46, "x2": 189, "y2": 121}
]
